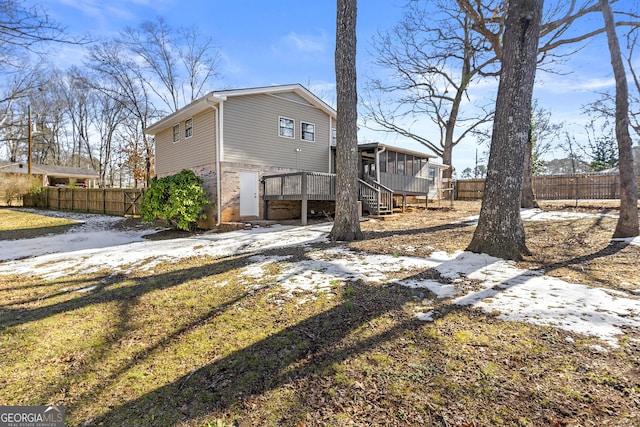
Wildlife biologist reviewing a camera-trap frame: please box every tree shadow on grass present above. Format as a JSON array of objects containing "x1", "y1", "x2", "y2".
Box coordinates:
[
  {"x1": 0, "y1": 241, "x2": 426, "y2": 425},
  {"x1": 81, "y1": 280, "x2": 424, "y2": 426},
  {"x1": 539, "y1": 239, "x2": 636, "y2": 292}
]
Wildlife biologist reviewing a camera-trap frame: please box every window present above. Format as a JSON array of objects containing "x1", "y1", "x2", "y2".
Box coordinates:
[
  {"x1": 279, "y1": 117, "x2": 294, "y2": 138},
  {"x1": 418, "y1": 159, "x2": 428, "y2": 178},
  {"x1": 379, "y1": 151, "x2": 387, "y2": 173},
  {"x1": 301, "y1": 122, "x2": 315, "y2": 142},
  {"x1": 396, "y1": 153, "x2": 405, "y2": 175},
  {"x1": 172, "y1": 124, "x2": 180, "y2": 143},
  {"x1": 428, "y1": 166, "x2": 437, "y2": 184},
  {"x1": 405, "y1": 155, "x2": 414, "y2": 176},
  {"x1": 331, "y1": 128, "x2": 337, "y2": 145},
  {"x1": 387, "y1": 151, "x2": 396, "y2": 174},
  {"x1": 185, "y1": 118, "x2": 193, "y2": 138}
]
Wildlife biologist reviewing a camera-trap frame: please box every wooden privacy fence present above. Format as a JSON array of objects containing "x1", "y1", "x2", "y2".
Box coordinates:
[
  {"x1": 24, "y1": 187, "x2": 145, "y2": 216},
  {"x1": 455, "y1": 173, "x2": 640, "y2": 201}
]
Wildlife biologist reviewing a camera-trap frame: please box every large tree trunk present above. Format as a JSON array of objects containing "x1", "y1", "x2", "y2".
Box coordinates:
[
  {"x1": 330, "y1": 0, "x2": 363, "y2": 241},
  {"x1": 600, "y1": 0, "x2": 639, "y2": 238},
  {"x1": 467, "y1": 0, "x2": 543, "y2": 260}
]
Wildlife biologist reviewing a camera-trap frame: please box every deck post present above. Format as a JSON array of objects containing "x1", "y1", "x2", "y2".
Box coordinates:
[
  {"x1": 263, "y1": 179, "x2": 268, "y2": 220},
  {"x1": 301, "y1": 172, "x2": 308, "y2": 225}
]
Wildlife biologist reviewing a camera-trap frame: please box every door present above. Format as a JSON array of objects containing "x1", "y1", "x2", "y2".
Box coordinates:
[{"x1": 239, "y1": 171, "x2": 259, "y2": 217}]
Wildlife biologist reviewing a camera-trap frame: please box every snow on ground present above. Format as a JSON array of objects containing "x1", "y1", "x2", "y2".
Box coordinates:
[{"x1": 1, "y1": 208, "x2": 639, "y2": 347}]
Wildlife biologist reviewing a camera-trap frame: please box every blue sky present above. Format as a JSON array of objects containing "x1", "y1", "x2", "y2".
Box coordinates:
[{"x1": 28, "y1": 0, "x2": 634, "y2": 175}]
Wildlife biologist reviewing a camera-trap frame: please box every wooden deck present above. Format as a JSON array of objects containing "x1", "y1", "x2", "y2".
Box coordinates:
[{"x1": 263, "y1": 171, "x2": 395, "y2": 225}]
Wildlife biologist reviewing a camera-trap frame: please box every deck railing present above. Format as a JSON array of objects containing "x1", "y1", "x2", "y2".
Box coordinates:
[
  {"x1": 358, "y1": 179, "x2": 393, "y2": 215},
  {"x1": 263, "y1": 171, "x2": 336, "y2": 201},
  {"x1": 263, "y1": 171, "x2": 397, "y2": 223},
  {"x1": 379, "y1": 172, "x2": 431, "y2": 195}
]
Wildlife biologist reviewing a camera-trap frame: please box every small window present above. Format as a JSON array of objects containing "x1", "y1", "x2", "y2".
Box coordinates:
[
  {"x1": 387, "y1": 151, "x2": 396, "y2": 174},
  {"x1": 301, "y1": 122, "x2": 315, "y2": 142},
  {"x1": 172, "y1": 124, "x2": 180, "y2": 143},
  {"x1": 397, "y1": 153, "x2": 405, "y2": 175},
  {"x1": 331, "y1": 128, "x2": 337, "y2": 145},
  {"x1": 279, "y1": 117, "x2": 294, "y2": 138},
  {"x1": 379, "y1": 151, "x2": 387, "y2": 173},
  {"x1": 428, "y1": 166, "x2": 437, "y2": 184},
  {"x1": 185, "y1": 118, "x2": 193, "y2": 138}
]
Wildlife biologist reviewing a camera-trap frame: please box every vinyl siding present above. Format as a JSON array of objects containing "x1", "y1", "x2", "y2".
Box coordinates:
[
  {"x1": 155, "y1": 109, "x2": 217, "y2": 177},
  {"x1": 222, "y1": 93, "x2": 332, "y2": 172}
]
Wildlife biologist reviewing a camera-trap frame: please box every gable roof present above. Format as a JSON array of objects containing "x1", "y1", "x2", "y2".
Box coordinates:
[{"x1": 144, "y1": 83, "x2": 337, "y2": 135}]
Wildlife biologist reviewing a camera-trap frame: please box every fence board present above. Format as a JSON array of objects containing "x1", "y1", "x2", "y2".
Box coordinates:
[
  {"x1": 455, "y1": 173, "x2": 640, "y2": 201},
  {"x1": 22, "y1": 187, "x2": 144, "y2": 216}
]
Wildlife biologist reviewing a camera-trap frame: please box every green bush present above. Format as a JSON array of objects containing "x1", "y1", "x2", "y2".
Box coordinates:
[{"x1": 141, "y1": 169, "x2": 212, "y2": 231}]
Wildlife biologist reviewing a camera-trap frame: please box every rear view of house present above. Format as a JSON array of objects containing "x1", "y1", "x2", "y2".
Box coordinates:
[{"x1": 145, "y1": 83, "x2": 447, "y2": 227}]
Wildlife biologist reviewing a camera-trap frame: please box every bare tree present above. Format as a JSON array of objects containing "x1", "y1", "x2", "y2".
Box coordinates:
[
  {"x1": 521, "y1": 113, "x2": 538, "y2": 208},
  {"x1": 599, "y1": 0, "x2": 638, "y2": 238},
  {"x1": 364, "y1": 0, "x2": 499, "y2": 178},
  {"x1": 467, "y1": 0, "x2": 544, "y2": 260},
  {"x1": 521, "y1": 100, "x2": 564, "y2": 206},
  {"x1": 330, "y1": 0, "x2": 363, "y2": 242},
  {"x1": 365, "y1": 0, "x2": 628, "y2": 180},
  {"x1": 0, "y1": 1, "x2": 83, "y2": 168},
  {"x1": 92, "y1": 82, "x2": 126, "y2": 187},
  {"x1": 85, "y1": 39, "x2": 158, "y2": 187},
  {"x1": 0, "y1": 0, "x2": 72, "y2": 66},
  {"x1": 121, "y1": 17, "x2": 221, "y2": 113},
  {"x1": 56, "y1": 67, "x2": 95, "y2": 168}
]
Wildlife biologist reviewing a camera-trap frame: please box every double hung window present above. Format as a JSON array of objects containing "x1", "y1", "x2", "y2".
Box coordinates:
[
  {"x1": 185, "y1": 118, "x2": 193, "y2": 138},
  {"x1": 279, "y1": 117, "x2": 295, "y2": 138},
  {"x1": 301, "y1": 122, "x2": 315, "y2": 142}
]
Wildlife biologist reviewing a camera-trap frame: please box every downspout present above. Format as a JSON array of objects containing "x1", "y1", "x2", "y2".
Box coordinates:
[
  {"x1": 376, "y1": 145, "x2": 386, "y2": 183},
  {"x1": 206, "y1": 94, "x2": 227, "y2": 226},
  {"x1": 328, "y1": 116, "x2": 333, "y2": 173}
]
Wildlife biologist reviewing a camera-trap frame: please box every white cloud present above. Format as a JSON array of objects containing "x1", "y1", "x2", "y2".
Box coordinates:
[
  {"x1": 537, "y1": 74, "x2": 615, "y2": 94},
  {"x1": 281, "y1": 31, "x2": 327, "y2": 54}
]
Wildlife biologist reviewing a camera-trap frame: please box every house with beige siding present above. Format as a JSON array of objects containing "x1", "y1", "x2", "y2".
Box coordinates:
[{"x1": 145, "y1": 84, "x2": 446, "y2": 227}]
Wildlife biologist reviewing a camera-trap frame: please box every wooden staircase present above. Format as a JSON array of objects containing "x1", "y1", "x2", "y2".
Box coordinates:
[{"x1": 358, "y1": 179, "x2": 393, "y2": 215}]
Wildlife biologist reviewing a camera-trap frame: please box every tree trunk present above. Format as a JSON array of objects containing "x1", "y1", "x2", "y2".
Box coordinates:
[
  {"x1": 600, "y1": 0, "x2": 639, "y2": 238},
  {"x1": 442, "y1": 143, "x2": 453, "y2": 179},
  {"x1": 521, "y1": 124, "x2": 539, "y2": 208},
  {"x1": 467, "y1": 0, "x2": 543, "y2": 260},
  {"x1": 330, "y1": 0, "x2": 363, "y2": 241}
]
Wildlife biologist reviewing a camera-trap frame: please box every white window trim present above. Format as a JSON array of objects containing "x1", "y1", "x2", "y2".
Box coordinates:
[
  {"x1": 185, "y1": 117, "x2": 193, "y2": 139},
  {"x1": 172, "y1": 124, "x2": 180, "y2": 143},
  {"x1": 301, "y1": 121, "x2": 316, "y2": 142},
  {"x1": 278, "y1": 116, "x2": 295, "y2": 139}
]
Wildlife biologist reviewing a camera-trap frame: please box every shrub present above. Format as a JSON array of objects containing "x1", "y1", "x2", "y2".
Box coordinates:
[
  {"x1": 0, "y1": 173, "x2": 42, "y2": 206},
  {"x1": 141, "y1": 169, "x2": 212, "y2": 231}
]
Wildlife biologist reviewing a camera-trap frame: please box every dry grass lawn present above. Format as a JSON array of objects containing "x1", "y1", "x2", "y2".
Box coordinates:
[{"x1": 0, "y1": 202, "x2": 638, "y2": 426}]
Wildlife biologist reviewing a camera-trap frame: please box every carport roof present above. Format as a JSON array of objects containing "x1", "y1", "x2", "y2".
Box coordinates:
[{"x1": 0, "y1": 161, "x2": 99, "y2": 178}]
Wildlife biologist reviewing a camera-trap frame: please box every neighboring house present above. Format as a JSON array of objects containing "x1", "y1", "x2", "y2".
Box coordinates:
[
  {"x1": 0, "y1": 161, "x2": 99, "y2": 187},
  {"x1": 145, "y1": 84, "x2": 446, "y2": 226}
]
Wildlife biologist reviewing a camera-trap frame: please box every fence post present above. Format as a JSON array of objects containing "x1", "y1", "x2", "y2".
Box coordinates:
[{"x1": 301, "y1": 172, "x2": 308, "y2": 225}]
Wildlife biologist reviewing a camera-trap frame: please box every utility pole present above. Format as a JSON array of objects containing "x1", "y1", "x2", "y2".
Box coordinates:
[{"x1": 27, "y1": 105, "x2": 32, "y2": 176}]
